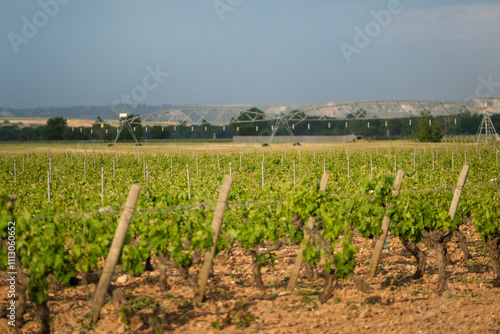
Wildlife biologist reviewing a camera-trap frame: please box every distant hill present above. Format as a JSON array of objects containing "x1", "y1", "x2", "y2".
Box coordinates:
[
  {"x1": 0, "y1": 105, "x2": 178, "y2": 120},
  {"x1": 1, "y1": 98, "x2": 499, "y2": 122}
]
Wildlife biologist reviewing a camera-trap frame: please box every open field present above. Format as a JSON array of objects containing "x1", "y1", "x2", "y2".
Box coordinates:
[
  {"x1": 0, "y1": 139, "x2": 492, "y2": 154},
  {"x1": 0, "y1": 118, "x2": 96, "y2": 129}
]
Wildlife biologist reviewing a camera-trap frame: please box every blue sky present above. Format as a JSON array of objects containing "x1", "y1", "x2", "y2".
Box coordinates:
[{"x1": 1, "y1": 0, "x2": 500, "y2": 108}]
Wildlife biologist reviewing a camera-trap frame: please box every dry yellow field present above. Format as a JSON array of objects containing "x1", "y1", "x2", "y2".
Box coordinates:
[{"x1": 0, "y1": 139, "x2": 488, "y2": 157}]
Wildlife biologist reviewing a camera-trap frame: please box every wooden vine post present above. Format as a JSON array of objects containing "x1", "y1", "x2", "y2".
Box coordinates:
[
  {"x1": 436, "y1": 164, "x2": 469, "y2": 293},
  {"x1": 286, "y1": 172, "x2": 330, "y2": 291},
  {"x1": 193, "y1": 175, "x2": 233, "y2": 303},
  {"x1": 367, "y1": 169, "x2": 405, "y2": 279},
  {"x1": 91, "y1": 184, "x2": 142, "y2": 324},
  {"x1": 448, "y1": 164, "x2": 469, "y2": 221}
]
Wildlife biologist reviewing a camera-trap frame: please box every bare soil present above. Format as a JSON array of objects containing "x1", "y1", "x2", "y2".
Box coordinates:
[{"x1": 1, "y1": 221, "x2": 499, "y2": 334}]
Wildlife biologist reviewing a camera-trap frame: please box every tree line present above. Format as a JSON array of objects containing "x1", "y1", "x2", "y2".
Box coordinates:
[{"x1": 1, "y1": 108, "x2": 498, "y2": 142}]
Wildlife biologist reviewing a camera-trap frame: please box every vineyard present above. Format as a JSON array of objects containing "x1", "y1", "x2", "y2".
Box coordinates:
[{"x1": 0, "y1": 141, "x2": 499, "y2": 333}]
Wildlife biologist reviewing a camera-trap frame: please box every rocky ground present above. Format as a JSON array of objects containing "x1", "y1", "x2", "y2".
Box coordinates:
[{"x1": 1, "y1": 220, "x2": 499, "y2": 334}]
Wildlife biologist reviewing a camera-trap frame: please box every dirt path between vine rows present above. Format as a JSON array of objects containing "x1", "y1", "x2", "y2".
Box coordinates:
[{"x1": 1, "y1": 221, "x2": 499, "y2": 333}]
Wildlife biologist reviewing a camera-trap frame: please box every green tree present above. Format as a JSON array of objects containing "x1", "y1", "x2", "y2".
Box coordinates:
[
  {"x1": 42, "y1": 117, "x2": 67, "y2": 140},
  {"x1": 450, "y1": 109, "x2": 483, "y2": 135},
  {"x1": 0, "y1": 126, "x2": 21, "y2": 141},
  {"x1": 420, "y1": 109, "x2": 432, "y2": 117},
  {"x1": 355, "y1": 108, "x2": 367, "y2": 118},
  {"x1": 150, "y1": 125, "x2": 170, "y2": 139},
  {"x1": 200, "y1": 119, "x2": 212, "y2": 139},
  {"x1": 231, "y1": 108, "x2": 269, "y2": 136},
  {"x1": 413, "y1": 118, "x2": 444, "y2": 142},
  {"x1": 63, "y1": 127, "x2": 89, "y2": 141},
  {"x1": 238, "y1": 108, "x2": 266, "y2": 122},
  {"x1": 22, "y1": 126, "x2": 43, "y2": 141},
  {"x1": 238, "y1": 124, "x2": 254, "y2": 136}
]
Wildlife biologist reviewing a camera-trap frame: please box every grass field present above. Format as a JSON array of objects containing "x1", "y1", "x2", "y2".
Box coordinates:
[{"x1": 0, "y1": 139, "x2": 490, "y2": 155}]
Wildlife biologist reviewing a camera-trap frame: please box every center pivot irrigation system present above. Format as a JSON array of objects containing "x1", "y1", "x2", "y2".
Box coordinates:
[{"x1": 106, "y1": 99, "x2": 500, "y2": 145}]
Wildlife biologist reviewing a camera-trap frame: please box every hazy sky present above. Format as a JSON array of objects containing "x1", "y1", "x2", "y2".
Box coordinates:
[{"x1": 1, "y1": 0, "x2": 500, "y2": 108}]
